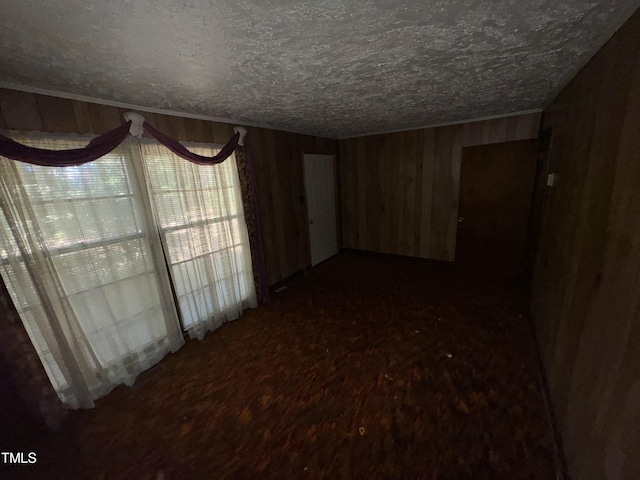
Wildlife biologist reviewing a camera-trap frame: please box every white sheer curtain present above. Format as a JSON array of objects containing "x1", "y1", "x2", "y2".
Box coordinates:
[
  {"x1": 0, "y1": 136, "x2": 184, "y2": 408},
  {"x1": 140, "y1": 141, "x2": 257, "y2": 340}
]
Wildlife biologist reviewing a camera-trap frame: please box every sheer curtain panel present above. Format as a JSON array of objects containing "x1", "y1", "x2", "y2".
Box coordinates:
[
  {"x1": 0, "y1": 136, "x2": 184, "y2": 408},
  {"x1": 141, "y1": 141, "x2": 257, "y2": 340}
]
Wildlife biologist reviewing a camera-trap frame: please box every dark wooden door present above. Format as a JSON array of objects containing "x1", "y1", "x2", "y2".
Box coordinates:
[{"x1": 456, "y1": 139, "x2": 538, "y2": 279}]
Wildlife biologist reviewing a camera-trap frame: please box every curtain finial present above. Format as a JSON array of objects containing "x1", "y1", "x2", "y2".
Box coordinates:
[
  {"x1": 233, "y1": 126, "x2": 247, "y2": 146},
  {"x1": 124, "y1": 112, "x2": 146, "y2": 138}
]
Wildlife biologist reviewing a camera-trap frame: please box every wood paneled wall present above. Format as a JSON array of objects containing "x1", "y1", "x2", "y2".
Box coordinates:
[
  {"x1": 338, "y1": 112, "x2": 541, "y2": 261},
  {"x1": 531, "y1": 8, "x2": 640, "y2": 480},
  {"x1": 247, "y1": 128, "x2": 337, "y2": 284},
  {"x1": 0, "y1": 88, "x2": 337, "y2": 285}
]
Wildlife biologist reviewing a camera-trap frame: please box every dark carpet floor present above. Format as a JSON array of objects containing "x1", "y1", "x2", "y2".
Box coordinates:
[{"x1": 7, "y1": 251, "x2": 557, "y2": 479}]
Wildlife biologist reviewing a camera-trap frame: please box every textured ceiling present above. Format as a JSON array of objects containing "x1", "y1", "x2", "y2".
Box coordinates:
[{"x1": 1, "y1": 0, "x2": 639, "y2": 138}]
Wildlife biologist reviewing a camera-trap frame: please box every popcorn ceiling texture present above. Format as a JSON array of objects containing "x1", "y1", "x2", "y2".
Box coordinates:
[{"x1": 0, "y1": 0, "x2": 638, "y2": 138}]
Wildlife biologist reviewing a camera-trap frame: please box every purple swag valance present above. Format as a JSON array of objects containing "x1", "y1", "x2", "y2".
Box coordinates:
[
  {"x1": 0, "y1": 121, "x2": 132, "y2": 167},
  {"x1": 0, "y1": 116, "x2": 241, "y2": 167},
  {"x1": 143, "y1": 122, "x2": 240, "y2": 165}
]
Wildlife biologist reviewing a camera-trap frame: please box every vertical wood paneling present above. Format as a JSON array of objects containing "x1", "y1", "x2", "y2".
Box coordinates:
[
  {"x1": 340, "y1": 140, "x2": 350, "y2": 248},
  {"x1": 506, "y1": 116, "x2": 519, "y2": 140},
  {"x1": 212, "y1": 122, "x2": 231, "y2": 144},
  {"x1": 402, "y1": 129, "x2": 417, "y2": 256},
  {"x1": 70, "y1": 100, "x2": 95, "y2": 133},
  {"x1": 387, "y1": 133, "x2": 401, "y2": 254},
  {"x1": 461, "y1": 112, "x2": 542, "y2": 148},
  {"x1": 488, "y1": 117, "x2": 509, "y2": 144},
  {"x1": 288, "y1": 132, "x2": 304, "y2": 273},
  {"x1": 365, "y1": 136, "x2": 382, "y2": 253},
  {"x1": 377, "y1": 134, "x2": 391, "y2": 253},
  {"x1": 480, "y1": 119, "x2": 493, "y2": 145},
  {"x1": 141, "y1": 112, "x2": 158, "y2": 130},
  {"x1": 338, "y1": 112, "x2": 539, "y2": 261},
  {"x1": 201, "y1": 118, "x2": 216, "y2": 143},
  {"x1": 412, "y1": 130, "x2": 424, "y2": 257},
  {"x1": 348, "y1": 138, "x2": 360, "y2": 249},
  {"x1": 419, "y1": 129, "x2": 435, "y2": 258},
  {"x1": 0, "y1": 90, "x2": 44, "y2": 131},
  {"x1": 515, "y1": 114, "x2": 536, "y2": 140},
  {"x1": 332, "y1": 150, "x2": 342, "y2": 251},
  {"x1": 356, "y1": 136, "x2": 367, "y2": 251},
  {"x1": 299, "y1": 137, "x2": 314, "y2": 268},
  {"x1": 430, "y1": 126, "x2": 457, "y2": 260},
  {"x1": 0, "y1": 88, "x2": 337, "y2": 286},
  {"x1": 289, "y1": 133, "x2": 312, "y2": 271},
  {"x1": 87, "y1": 103, "x2": 121, "y2": 132},
  {"x1": 395, "y1": 133, "x2": 406, "y2": 255},
  {"x1": 447, "y1": 126, "x2": 463, "y2": 261},
  {"x1": 264, "y1": 129, "x2": 287, "y2": 282},
  {"x1": 175, "y1": 116, "x2": 189, "y2": 142},
  {"x1": 152, "y1": 113, "x2": 181, "y2": 140},
  {"x1": 462, "y1": 120, "x2": 483, "y2": 147},
  {"x1": 259, "y1": 129, "x2": 281, "y2": 284},
  {"x1": 183, "y1": 118, "x2": 206, "y2": 143},
  {"x1": 36, "y1": 96, "x2": 78, "y2": 133},
  {"x1": 531, "y1": 9, "x2": 640, "y2": 480},
  {"x1": 248, "y1": 128, "x2": 274, "y2": 283},
  {"x1": 273, "y1": 131, "x2": 292, "y2": 276},
  {"x1": 300, "y1": 134, "x2": 314, "y2": 154},
  {"x1": 349, "y1": 138, "x2": 360, "y2": 250},
  {"x1": 339, "y1": 139, "x2": 356, "y2": 249}
]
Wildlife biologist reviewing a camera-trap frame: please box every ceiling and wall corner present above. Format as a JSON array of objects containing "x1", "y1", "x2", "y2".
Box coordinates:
[{"x1": 1, "y1": 1, "x2": 639, "y2": 139}]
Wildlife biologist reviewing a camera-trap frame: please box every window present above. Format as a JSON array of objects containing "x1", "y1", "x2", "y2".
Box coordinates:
[
  {"x1": 0, "y1": 134, "x2": 256, "y2": 407},
  {"x1": 141, "y1": 141, "x2": 256, "y2": 339}
]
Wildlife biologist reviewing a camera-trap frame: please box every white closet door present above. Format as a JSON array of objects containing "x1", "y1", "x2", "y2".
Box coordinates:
[{"x1": 303, "y1": 154, "x2": 337, "y2": 266}]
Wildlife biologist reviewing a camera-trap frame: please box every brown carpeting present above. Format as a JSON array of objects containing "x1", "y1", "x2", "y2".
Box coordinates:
[{"x1": 8, "y1": 251, "x2": 557, "y2": 479}]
